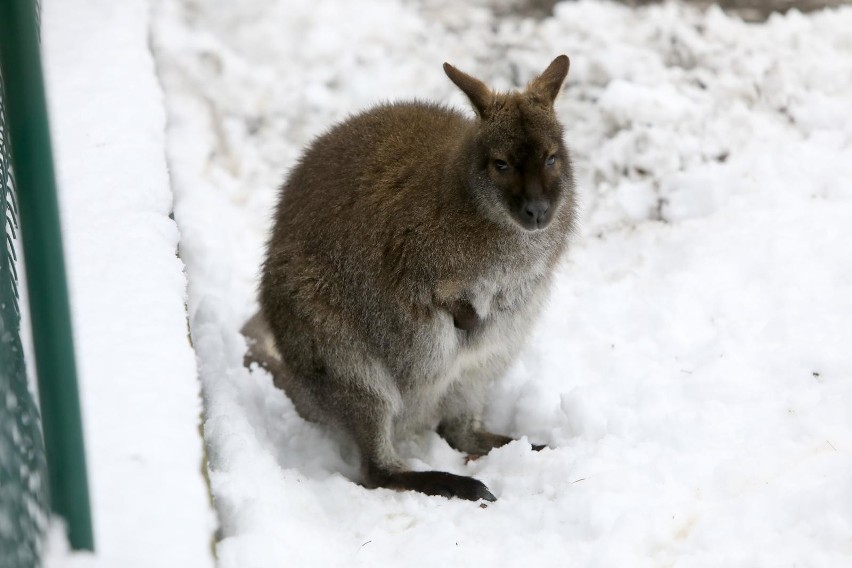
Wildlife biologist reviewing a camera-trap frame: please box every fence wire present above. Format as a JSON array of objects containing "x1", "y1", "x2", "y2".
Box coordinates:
[{"x1": 0, "y1": 67, "x2": 50, "y2": 568}]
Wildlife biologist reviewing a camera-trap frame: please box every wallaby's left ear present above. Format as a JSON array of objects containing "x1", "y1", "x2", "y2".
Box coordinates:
[
  {"x1": 527, "y1": 55, "x2": 570, "y2": 106},
  {"x1": 444, "y1": 62, "x2": 493, "y2": 119}
]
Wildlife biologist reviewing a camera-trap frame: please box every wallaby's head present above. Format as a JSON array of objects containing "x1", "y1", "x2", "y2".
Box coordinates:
[{"x1": 444, "y1": 55, "x2": 571, "y2": 231}]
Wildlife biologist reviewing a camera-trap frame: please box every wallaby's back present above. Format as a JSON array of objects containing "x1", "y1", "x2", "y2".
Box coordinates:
[{"x1": 264, "y1": 101, "x2": 478, "y2": 283}]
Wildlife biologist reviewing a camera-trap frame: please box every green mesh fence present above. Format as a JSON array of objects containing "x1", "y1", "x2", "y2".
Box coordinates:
[
  {"x1": 0, "y1": 70, "x2": 49, "y2": 568},
  {"x1": 1, "y1": 0, "x2": 94, "y2": 563}
]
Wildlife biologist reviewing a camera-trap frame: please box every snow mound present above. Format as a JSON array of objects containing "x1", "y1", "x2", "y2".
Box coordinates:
[{"x1": 40, "y1": 1, "x2": 214, "y2": 566}]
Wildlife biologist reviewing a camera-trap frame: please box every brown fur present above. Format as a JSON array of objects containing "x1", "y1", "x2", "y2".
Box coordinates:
[{"x1": 245, "y1": 56, "x2": 575, "y2": 502}]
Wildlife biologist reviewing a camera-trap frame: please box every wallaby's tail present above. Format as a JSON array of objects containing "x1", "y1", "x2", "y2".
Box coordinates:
[
  {"x1": 240, "y1": 312, "x2": 324, "y2": 425},
  {"x1": 241, "y1": 311, "x2": 287, "y2": 389}
]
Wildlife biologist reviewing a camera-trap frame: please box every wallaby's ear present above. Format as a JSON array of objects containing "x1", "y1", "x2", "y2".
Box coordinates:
[
  {"x1": 527, "y1": 55, "x2": 570, "y2": 106},
  {"x1": 444, "y1": 62, "x2": 493, "y2": 118}
]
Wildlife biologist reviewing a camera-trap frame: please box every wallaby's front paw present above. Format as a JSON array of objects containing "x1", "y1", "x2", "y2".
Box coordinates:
[
  {"x1": 448, "y1": 299, "x2": 480, "y2": 332},
  {"x1": 464, "y1": 442, "x2": 547, "y2": 461}
]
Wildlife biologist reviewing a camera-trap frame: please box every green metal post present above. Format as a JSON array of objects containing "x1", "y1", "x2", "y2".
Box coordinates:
[{"x1": 0, "y1": 0, "x2": 94, "y2": 551}]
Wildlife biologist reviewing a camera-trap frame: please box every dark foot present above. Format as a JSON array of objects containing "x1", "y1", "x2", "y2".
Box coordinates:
[
  {"x1": 380, "y1": 470, "x2": 496, "y2": 502},
  {"x1": 437, "y1": 423, "x2": 514, "y2": 455},
  {"x1": 439, "y1": 424, "x2": 549, "y2": 455},
  {"x1": 465, "y1": 442, "x2": 545, "y2": 463}
]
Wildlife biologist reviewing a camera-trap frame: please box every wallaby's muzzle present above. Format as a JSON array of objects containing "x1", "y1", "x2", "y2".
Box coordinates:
[
  {"x1": 508, "y1": 194, "x2": 556, "y2": 231},
  {"x1": 519, "y1": 197, "x2": 552, "y2": 230}
]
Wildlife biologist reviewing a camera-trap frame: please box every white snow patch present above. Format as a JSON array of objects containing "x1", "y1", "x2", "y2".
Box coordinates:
[{"x1": 39, "y1": 0, "x2": 214, "y2": 565}]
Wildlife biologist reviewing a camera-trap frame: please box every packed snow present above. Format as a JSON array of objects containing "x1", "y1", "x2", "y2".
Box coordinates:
[
  {"x1": 38, "y1": 1, "x2": 214, "y2": 566},
  {"x1": 153, "y1": 0, "x2": 852, "y2": 566}
]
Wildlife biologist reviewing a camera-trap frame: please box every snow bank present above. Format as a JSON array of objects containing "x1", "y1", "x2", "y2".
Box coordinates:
[
  {"x1": 40, "y1": 1, "x2": 214, "y2": 566},
  {"x1": 154, "y1": 0, "x2": 852, "y2": 566}
]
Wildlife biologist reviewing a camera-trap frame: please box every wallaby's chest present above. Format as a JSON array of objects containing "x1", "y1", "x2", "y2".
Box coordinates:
[
  {"x1": 436, "y1": 247, "x2": 550, "y2": 322},
  {"x1": 397, "y1": 265, "x2": 550, "y2": 430},
  {"x1": 429, "y1": 259, "x2": 550, "y2": 373}
]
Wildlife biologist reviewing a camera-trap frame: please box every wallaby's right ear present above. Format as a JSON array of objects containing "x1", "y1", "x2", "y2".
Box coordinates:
[
  {"x1": 444, "y1": 62, "x2": 493, "y2": 119},
  {"x1": 527, "y1": 55, "x2": 570, "y2": 106}
]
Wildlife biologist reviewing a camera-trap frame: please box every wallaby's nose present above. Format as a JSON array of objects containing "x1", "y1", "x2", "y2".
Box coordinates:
[{"x1": 522, "y1": 198, "x2": 550, "y2": 228}]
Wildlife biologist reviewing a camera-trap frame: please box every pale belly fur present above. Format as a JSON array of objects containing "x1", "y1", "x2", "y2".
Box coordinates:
[{"x1": 394, "y1": 265, "x2": 551, "y2": 435}]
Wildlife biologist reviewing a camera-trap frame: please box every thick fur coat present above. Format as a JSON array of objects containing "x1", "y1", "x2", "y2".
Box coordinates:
[{"x1": 245, "y1": 55, "x2": 576, "y2": 501}]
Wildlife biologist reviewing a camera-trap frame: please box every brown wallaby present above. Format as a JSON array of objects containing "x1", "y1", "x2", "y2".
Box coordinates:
[{"x1": 243, "y1": 55, "x2": 575, "y2": 502}]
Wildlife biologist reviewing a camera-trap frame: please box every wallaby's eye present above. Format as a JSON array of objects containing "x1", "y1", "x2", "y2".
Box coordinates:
[
  {"x1": 493, "y1": 159, "x2": 510, "y2": 171},
  {"x1": 545, "y1": 154, "x2": 557, "y2": 166}
]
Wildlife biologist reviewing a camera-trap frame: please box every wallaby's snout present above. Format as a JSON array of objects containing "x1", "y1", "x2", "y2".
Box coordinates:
[
  {"x1": 519, "y1": 197, "x2": 551, "y2": 230},
  {"x1": 499, "y1": 150, "x2": 565, "y2": 231},
  {"x1": 512, "y1": 170, "x2": 556, "y2": 230}
]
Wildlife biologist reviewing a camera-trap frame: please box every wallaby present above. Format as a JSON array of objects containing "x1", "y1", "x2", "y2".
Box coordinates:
[{"x1": 243, "y1": 55, "x2": 576, "y2": 502}]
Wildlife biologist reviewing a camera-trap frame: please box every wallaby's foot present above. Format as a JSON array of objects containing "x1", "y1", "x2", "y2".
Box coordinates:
[
  {"x1": 371, "y1": 469, "x2": 496, "y2": 502},
  {"x1": 466, "y1": 442, "x2": 546, "y2": 463},
  {"x1": 438, "y1": 421, "x2": 548, "y2": 455},
  {"x1": 438, "y1": 422, "x2": 514, "y2": 455}
]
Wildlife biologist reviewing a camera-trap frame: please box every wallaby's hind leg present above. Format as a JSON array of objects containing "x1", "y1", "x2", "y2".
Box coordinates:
[
  {"x1": 342, "y1": 388, "x2": 496, "y2": 502},
  {"x1": 243, "y1": 311, "x2": 496, "y2": 501}
]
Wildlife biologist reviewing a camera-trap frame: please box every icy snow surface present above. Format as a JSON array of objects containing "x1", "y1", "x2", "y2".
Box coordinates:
[
  {"x1": 39, "y1": 1, "x2": 214, "y2": 566},
  {"x1": 154, "y1": 0, "x2": 852, "y2": 565}
]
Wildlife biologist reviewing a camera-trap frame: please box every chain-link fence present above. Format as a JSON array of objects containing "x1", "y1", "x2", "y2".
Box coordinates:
[
  {"x1": 1, "y1": 0, "x2": 93, "y2": 564},
  {"x1": 0, "y1": 69, "x2": 49, "y2": 568}
]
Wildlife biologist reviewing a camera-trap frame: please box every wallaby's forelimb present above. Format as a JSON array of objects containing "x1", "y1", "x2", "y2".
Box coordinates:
[{"x1": 438, "y1": 419, "x2": 515, "y2": 455}]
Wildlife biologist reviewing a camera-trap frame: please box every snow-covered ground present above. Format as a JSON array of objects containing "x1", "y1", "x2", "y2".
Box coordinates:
[
  {"x1": 152, "y1": 0, "x2": 852, "y2": 566},
  {"x1": 38, "y1": 1, "x2": 214, "y2": 566}
]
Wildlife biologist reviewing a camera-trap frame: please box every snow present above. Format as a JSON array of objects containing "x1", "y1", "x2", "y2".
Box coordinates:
[
  {"x1": 151, "y1": 0, "x2": 852, "y2": 566},
  {"x1": 37, "y1": 1, "x2": 214, "y2": 566}
]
